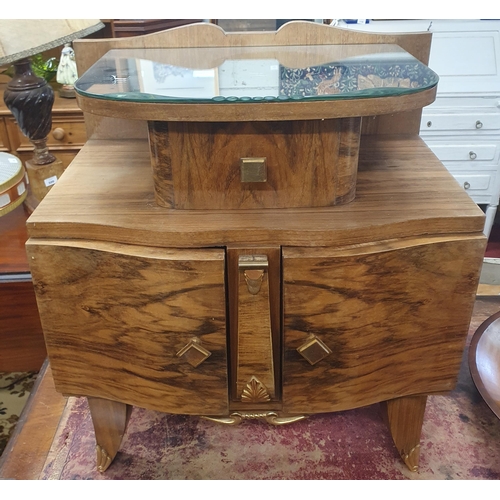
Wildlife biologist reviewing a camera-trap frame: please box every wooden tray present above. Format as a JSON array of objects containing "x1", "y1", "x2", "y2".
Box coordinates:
[{"x1": 469, "y1": 310, "x2": 500, "y2": 419}]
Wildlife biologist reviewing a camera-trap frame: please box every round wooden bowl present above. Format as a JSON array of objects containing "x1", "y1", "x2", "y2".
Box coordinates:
[{"x1": 469, "y1": 310, "x2": 500, "y2": 419}]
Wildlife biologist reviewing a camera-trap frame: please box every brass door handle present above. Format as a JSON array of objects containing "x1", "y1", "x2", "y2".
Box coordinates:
[
  {"x1": 176, "y1": 337, "x2": 211, "y2": 368},
  {"x1": 297, "y1": 334, "x2": 332, "y2": 365},
  {"x1": 239, "y1": 254, "x2": 268, "y2": 294}
]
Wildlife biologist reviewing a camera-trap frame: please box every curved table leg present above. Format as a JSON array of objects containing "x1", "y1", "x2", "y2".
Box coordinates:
[
  {"x1": 87, "y1": 397, "x2": 132, "y2": 473},
  {"x1": 382, "y1": 395, "x2": 427, "y2": 472}
]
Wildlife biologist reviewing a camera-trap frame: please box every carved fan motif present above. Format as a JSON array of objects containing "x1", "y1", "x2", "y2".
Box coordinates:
[{"x1": 241, "y1": 376, "x2": 271, "y2": 403}]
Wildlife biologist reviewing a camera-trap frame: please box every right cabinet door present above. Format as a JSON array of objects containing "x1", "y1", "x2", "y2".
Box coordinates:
[{"x1": 282, "y1": 235, "x2": 485, "y2": 414}]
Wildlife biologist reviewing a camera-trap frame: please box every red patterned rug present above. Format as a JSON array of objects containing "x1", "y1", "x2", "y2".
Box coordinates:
[{"x1": 38, "y1": 299, "x2": 500, "y2": 480}]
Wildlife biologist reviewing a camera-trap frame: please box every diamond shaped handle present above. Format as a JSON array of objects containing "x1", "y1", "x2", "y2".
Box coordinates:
[
  {"x1": 297, "y1": 334, "x2": 332, "y2": 365},
  {"x1": 176, "y1": 338, "x2": 212, "y2": 368}
]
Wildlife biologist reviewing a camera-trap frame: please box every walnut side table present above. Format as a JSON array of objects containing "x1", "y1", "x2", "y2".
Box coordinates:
[{"x1": 25, "y1": 23, "x2": 487, "y2": 473}]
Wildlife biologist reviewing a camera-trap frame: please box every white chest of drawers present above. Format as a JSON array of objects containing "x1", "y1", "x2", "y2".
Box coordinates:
[{"x1": 341, "y1": 19, "x2": 500, "y2": 237}]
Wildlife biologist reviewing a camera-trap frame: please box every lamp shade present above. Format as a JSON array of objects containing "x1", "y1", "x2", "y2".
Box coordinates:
[{"x1": 0, "y1": 19, "x2": 104, "y2": 65}]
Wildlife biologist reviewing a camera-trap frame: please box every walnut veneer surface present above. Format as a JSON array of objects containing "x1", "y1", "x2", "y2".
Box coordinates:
[
  {"x1": 24, "y1": 22, "x2": 487, "y2": 473},
  {"x1": 25, "y1": 134, "x2": 486, "y2": 472}
]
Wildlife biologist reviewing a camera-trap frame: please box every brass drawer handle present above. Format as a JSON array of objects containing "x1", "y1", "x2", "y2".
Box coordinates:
[
  {"x1": 297, "y1": 334, "x2": 332, "y2": 365},
  {"x1": 176, "y1": 338, "x2": 211, "y2": 368},
  {"x1": 52, "y1": 127, "x2": 66, "y2": 141},
  {"x1": 240, "y1": 157, "x2": 267, "y2": 183},
  {"x1": 469, "y1": 151, "x2": 477, "y2": 160},
  {"x1": 475, "y1": 120, "x2": 483, "y2": 129},
  {"x1": 464, "y1": 181, "x2": 471, "y2": 190},
  {"x1": 239, "y1": 254, "x2": 268, "y2": 295}
]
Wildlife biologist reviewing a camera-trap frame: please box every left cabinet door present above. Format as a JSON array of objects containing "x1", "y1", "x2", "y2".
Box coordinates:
[{"x1": 26, "y1": 239, "x2": 228, "y2": 415}]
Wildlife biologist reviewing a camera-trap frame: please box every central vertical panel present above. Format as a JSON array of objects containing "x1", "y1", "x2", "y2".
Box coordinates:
[{"x1": 227, "y1": 246, "x2": 281, "y2": 409}]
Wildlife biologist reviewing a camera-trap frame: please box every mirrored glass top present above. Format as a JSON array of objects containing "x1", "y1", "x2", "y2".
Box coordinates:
[{"x1": 75, "y1": 45, "x2": 439, "y2": 104}]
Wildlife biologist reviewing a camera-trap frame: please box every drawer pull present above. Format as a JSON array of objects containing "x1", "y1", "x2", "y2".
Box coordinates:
[
  {"x1": 52, "y1": 127, "x2": 66, "y2": 140},
  {"x1": 464, "y1": 181, "x2": 471, "y2": 190},
  {"x1": 239, "y1": 254, "x2": 268, "y2": 295},
  {"x1": 240, "y1": 157, "x2": 267, "y2": 183},
  {"x1": 297, "y1": 334, "x2": 332, "y2": 365},
  {"x1": 475, "y1": 120, "x2": 483, "y2": 129},
  {"x1": 426, "y1": 121, "x2": 432, "y2": 128},
  {"x1": 469, "y1": 151, "x2": 477, "y2": 160},
  {"x1": 176, "y1": 338, "x2": 211, "y2": 368}
]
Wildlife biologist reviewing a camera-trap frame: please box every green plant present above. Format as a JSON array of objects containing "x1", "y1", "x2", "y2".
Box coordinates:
[{"x1": 0, "y1": 54, "x2": 59, "y2": 82}]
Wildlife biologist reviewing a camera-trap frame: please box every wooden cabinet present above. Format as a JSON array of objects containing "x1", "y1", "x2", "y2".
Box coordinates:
[
  {"x1": 26, "y1": 23, "x2": 486, "y2": 474},
  {"x1": 0, "y1": 83, "x2": 86, "y2": 168}
]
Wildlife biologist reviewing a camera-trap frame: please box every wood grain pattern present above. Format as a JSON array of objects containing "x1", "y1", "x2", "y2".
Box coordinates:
[
  {"x1": 238, "y1": 255, "x2": 273, "y2": 401},
  {"x1": 150, "y1": 118, "x2": 360, "y2": 209},
  {"x1": 73, "y1": 21, "x2": 432, "y2": 137},
  {"x1": 0, "y1": 203, "x2": 30, "y2": 273},
  {"x1": 0, "y1": 362, "x2": 66, "y2": 480},
  {"x1": 7, "y1": 113, "x2": 87, "y2": 150},
  {"x1": 227, "y1": 247, "x2": 281, "y2": 407},
  {"x1": 282, "y1": 235, "x2": 486, "y2": 414},
  {"x1": 24, "y1": 157, "x2": 66, "y2": 203},
  {"x1": 0, "y1": 204, "x2": 46, "y2": 371},
  {"x1": 382, "y1": 395, "x2": 427, "y2": 472},
  {"x1": 76, "y1": 86, "x2": 436, "y2": 124},
  {"x1": 74, "y1": 22, "x2": 432, "y2": 73},
  {"x1": 26, "y1": 239, "x2": 228, "y2": 415},
  {"x1": 0, "y1": 281, "x2": 46, "y2": 372},
  {"x1": 26, "y1": 135, "x2": 485, "y2": 248},
  {"x1": 87, "y1": 397, "x2": 131, "y2": 472}
]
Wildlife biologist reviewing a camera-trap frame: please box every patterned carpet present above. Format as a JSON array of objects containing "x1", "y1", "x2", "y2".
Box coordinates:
[{"x1": 0, "y1": 372, "x2": 37, "y2": 457}]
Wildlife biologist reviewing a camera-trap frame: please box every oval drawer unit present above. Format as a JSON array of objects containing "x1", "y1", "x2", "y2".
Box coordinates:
[
  {"x1": 421, "y1": 111, "x2": 500, "y2": 132},
  {"x1": 425, "y1": 142, "x2": 499, "y2": 162}
]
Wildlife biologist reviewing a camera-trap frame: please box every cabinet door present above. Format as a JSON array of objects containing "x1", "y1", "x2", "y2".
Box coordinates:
[
  {"x1": 282, "y1": 235, "x2": 485, "y2": 414},
  {"x1": 27, "y1": 239, "x2": 228, "y2": 415}
]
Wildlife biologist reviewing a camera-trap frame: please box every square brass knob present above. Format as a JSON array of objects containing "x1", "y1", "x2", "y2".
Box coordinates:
[
  {"x1": 297, "y1": 335, "x2": 332, "y2": 365},
  {"x1": 240, "y1": 157, "x2": 267, "y2": 183}
]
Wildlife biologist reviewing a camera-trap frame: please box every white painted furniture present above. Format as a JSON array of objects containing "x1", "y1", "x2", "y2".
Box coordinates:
[{"x1": 340, "y1": 20, "x2": 500, "y2": 237}]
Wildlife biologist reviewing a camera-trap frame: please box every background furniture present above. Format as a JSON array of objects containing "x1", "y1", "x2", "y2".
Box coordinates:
[
  {"x1": 340, "y1": 19, "x2": 500, "y2": 238},
  {"x1": 26, "y1": 22, "x2": 486, "y2": 474},
  {"x1": 0, "y1": 83, "x2": 86, "y2": 169},
  {"x1": 0, "y1": 84, "x2": 86, "y2": 372},
  {"x1": 0, "y1": 20, "x2": 103, "y2": 208},
  {"x1": 108, "y1": 19, "x2": 204, "y2": 38},
  {"x1": 0, "y1": 204, "x2": 45, "y2": 372}
]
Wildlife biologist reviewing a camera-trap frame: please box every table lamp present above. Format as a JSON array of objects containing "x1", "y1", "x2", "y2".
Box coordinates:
[{"x1": 0, "y1": 19, "x2": 104, "y2": 211}]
